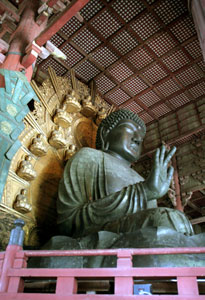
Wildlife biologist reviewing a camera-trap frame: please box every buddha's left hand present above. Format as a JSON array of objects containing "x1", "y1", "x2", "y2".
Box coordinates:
[{"x1": 143, "y1": 145, "x2": 176, "y2": 200}]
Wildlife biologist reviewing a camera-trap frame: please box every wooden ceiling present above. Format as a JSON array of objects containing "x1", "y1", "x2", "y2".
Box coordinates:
[{"x1": 33, "y1": 0, "x2": 205, "y2": 126}]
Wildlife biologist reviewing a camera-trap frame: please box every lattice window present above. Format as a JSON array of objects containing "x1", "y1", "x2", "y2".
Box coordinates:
[
  {"x1": 121, "y1": 100, "x2": 143, "y2": 113},
  {"x1": 91, "y1": 10, "x2": 122, "y2": 38},
  {"x1": 139, "y1": 112, "x2": 154, "y2": 123},
  {"x1": 147, "y1": 32, "x2": 177, "y2": 57},
  {"x1": 60, "y1": 17, "x2": 82, "y2": 37},
  {"x1": 91, "y1": 46, "x2": 119, "y2": 68},
  {"x1": 80, "y1": 0, "x2": 104, "y2": 21},
  {"x1": 122, "y1": 75, "x2": 148, "y2": 95},
  {"x1": 50, "y1": 34, "x2": 65, "y2": 47},
  {"x1": 75, "y1": 60, "x2": 100, "y2": 82},
  {"x1": 141, "y1": 63, "x2": 168, "y2": 84},
  {"x1": 72, "y1": 28, "x2": 101, "y2": 54},
  {"x1": 130, "y1": 13, "x2": 161, "y2": 41},
  {"x1": 127, "y1": 47, "x2": 154, "y2": 70},
  {"x1": 138, "y1": 90, "x2": 161, "y2": 107},
  {"x1": 156, "y1": 79, "x2": 181, "y2": 97},
  {"x1": 154, "y1": 0, "x2": 187, "y2": 25},
  {"x1": 176, "y1": 66, "x2": 203, "y2": 86},
  {"x1": 168, "y1": 93, "x2": 191, "y2": 108},
  {"x1": 151, "y1": 103, "x2": 171, "y2": 117},
  {"x1": 111, "y1": 0, "x2": 145, "y2": 23},
  {"x1": 184, "y1": 39, "x2": 203, "y2": 59},
  {"x1": 61, "y1": 44, "x2": 83, "y2": 67},
  {"x1": 188, "y1": 81, "x2": 205, "y2": 99},
  {"x1": 106, "y1": 88, "x2": 130, "y2": 105},
  {"x1": 95, "y1": 75, "x2": 116, "y2": 94},
  {"x1": 108, "y1": 62, "x2": 134, "y2": 82},
  {"x1": 162, "y1": 49, "x2": 190, "y2": 72},
  {"x1": 41, "y1": 58, "x2": 67, "y2": 76},
  {"x1": 169, "y1": 16, "x2": 196, "y2": 43},
  {"x1": 110, "y1": 30, "x2": 138, "y2": 55}
]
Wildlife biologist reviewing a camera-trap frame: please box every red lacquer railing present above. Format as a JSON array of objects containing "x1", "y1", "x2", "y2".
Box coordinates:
[{"x1": 0, "y1": 244, "x2": 205, "y2": 299}]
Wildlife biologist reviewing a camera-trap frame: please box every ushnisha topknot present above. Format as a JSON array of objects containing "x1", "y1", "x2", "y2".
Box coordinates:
[{"x1": 96, "y1": 109, "x2": 146, "y2": 149}]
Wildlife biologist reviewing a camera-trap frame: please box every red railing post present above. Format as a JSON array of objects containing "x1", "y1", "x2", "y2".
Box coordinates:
[
  {"x1": 7, "y1": 250, "x2": 27, "y2": 293},
  {"x1": 115, "y1": 249, "x2": 133, "y2": 295},
  {"x1": 0, "y1": 245, "x2": 21, "y2": 293},
  {"x1": 177, "y1": 276, "x2": 199, "y2": 296},
  {"x1": 56, "y1": 277, "x2": 77, "y2": 295},
  {"x1": 0, "y1": 219, "x2": 25, "y2": 293}
]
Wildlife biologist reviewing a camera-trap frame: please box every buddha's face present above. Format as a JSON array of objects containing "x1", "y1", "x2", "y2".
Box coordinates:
[{"x1": 104, "y1": 119, "x2": 145, "y2": 164}]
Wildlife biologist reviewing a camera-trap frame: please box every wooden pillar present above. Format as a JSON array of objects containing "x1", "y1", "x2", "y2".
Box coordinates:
[
  {"x1": 0, "y1": 219, "x2": 25, "y2": 293},
  {"x1": 190, "y1": 0, "x2": 205, "y2": 61},
  {"x1": 0, "y1": 0, "x2": 48, "y2": 83},
  {"x1": 172, "y1": 156, "x2": 183, "y2": 212}
]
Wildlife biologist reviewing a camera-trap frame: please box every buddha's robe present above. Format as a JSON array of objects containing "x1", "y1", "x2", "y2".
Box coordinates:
[{"x1": 57, "y1": 147, "x2": 193, "y2": 238}]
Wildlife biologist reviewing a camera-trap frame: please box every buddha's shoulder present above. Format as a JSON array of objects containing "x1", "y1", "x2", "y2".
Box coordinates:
[{"x1": 74, "y1": 147, "x2": 104, "y2": 160}]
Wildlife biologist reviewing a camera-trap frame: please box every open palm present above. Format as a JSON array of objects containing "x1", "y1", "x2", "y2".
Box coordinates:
[{"x1": 144, "y1": 145, "x2": 176, "y2": 200}]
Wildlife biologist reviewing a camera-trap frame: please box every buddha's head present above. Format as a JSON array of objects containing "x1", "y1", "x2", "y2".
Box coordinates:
[{"x1": 96, "y1": 109, "x2": 146, "y2": 164}]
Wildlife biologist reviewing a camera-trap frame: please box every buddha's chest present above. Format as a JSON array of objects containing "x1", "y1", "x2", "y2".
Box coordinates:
[{"x1": 104, "y1": 157, "x2": 144, "y2": 194}]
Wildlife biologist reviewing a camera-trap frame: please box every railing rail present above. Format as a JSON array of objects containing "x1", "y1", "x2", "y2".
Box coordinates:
[{"x1": 22, "y1": 247, "x2": 205, "y2": 256}]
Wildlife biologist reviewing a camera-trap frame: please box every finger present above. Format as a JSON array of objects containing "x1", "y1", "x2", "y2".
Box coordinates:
[
  {"x1": 159, "y1": 145, "x2": 166, "y2": 165},
  {"x1": 167, "y1": 166, "x2": 174, "y2": 186},
  {"x1": 164, "y1": 146, "x2": 176, "y2": 167},
  {"x1": 154, "y1": 148, "x2": 160, "y2": 168}
]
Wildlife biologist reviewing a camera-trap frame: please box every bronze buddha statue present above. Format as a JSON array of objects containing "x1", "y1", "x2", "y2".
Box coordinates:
[
  {"x1": 57, "y1": 109, "x2": 193, "y2": 238},
  {"x1": 31, "y1": 109, "x2": 205, "y2": 269}
]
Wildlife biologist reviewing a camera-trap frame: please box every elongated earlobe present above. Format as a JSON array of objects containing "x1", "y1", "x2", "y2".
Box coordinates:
[
  {"x1": 104, "y1": 141, "x2": 109, "y2": 151},
  {"x1": 100, "y1": 127, "x2": 109, "y2": 151}
]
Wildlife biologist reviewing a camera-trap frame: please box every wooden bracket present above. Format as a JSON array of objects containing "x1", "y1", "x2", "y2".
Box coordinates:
[{"x1": 21, "y1": 41, "x2": 42, "y2": 69}]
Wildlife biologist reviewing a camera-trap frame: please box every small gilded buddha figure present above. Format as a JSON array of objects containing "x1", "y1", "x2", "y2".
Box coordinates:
[
  {"x1": 64, "y1": 90, "x2": 81, "y2": 113},
  {"x1": 13, "y1": 189, "x2": 32, "y2": 214},
  {"x1": 29, "y1": 133, "x2": 48, "y2": 157},
  {"x1": 53, "y1": 103, "x2": 72, "y2": 129},
  {"x1": 81, "y1": 95, "x2": 96, "y2": 118},
  {"x1": 17, "y1": 155, "x2": 37, "y2": 181},
  {"x1": 95, "y1": 107, "x2": 107, "y2": 125},
  {"x1": 48, "y1": 126, "x2": 67, "y2": 149}
]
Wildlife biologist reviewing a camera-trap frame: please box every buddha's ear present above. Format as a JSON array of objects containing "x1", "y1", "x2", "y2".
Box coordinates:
[{"x1": 99, "y1": 127, "x2": 109, "y2": 151}]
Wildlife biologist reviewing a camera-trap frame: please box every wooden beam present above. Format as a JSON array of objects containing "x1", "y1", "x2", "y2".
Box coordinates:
[
  {"x1": 35, "y1": 0, "x2": 90, "y2": 47},
  {"x1": 172, "y1": 156, "x2": 183, "y2": 212},
  {"x1": 190, "y1": 216, "x2": 205, "y2": 225},
  {"x1": 140, "y1": 125, "x2": 205, "y2": 159},
  {"x1": 0, "y1": 0, "x2": 19, "y2": 22},
  {"x1": 187, "y1": 201, "x2": 203, "y2": 215}
]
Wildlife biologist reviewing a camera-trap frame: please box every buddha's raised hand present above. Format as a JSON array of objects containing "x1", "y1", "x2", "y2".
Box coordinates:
[{"x1": 143, "y1": 145, "x2": 176, "y2": 200}]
